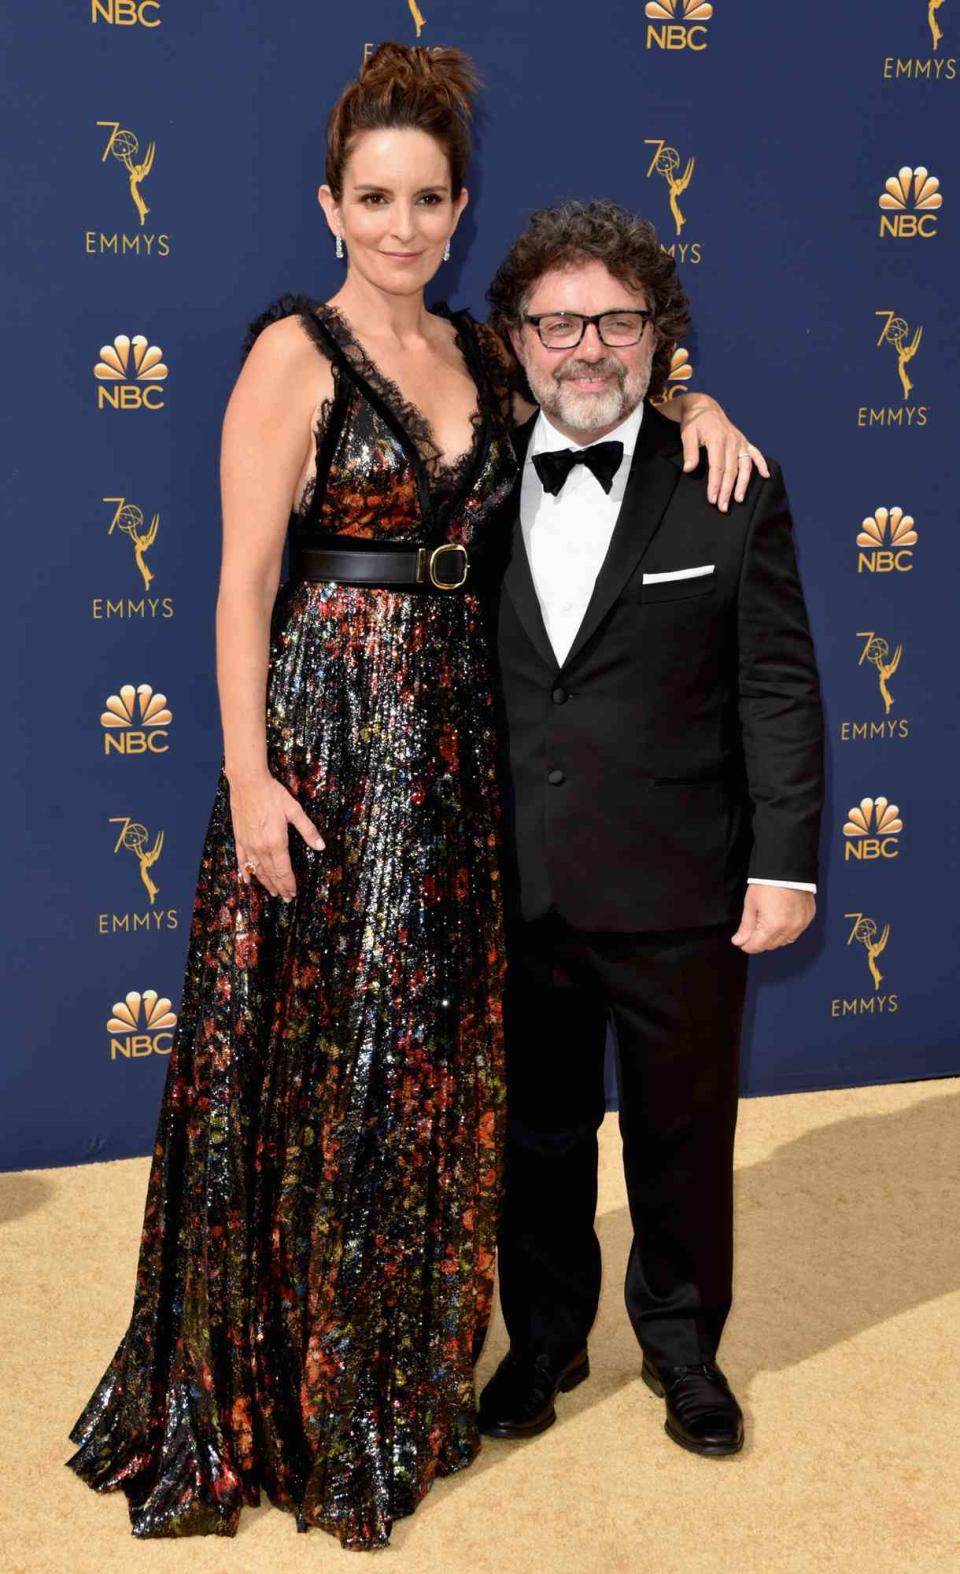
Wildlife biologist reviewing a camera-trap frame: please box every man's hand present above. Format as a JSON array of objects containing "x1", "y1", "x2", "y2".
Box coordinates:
[
  {"x1": 671, "y1": 392, "x2": 770, "y2": 512},
  {"x1": 731, "y1": 885, "x2": 815, "y2": 954}
]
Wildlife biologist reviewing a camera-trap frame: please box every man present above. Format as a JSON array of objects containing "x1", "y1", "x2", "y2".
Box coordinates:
[{"x1": 479, "y1": 201, "x2": 824, "y2": 1456}]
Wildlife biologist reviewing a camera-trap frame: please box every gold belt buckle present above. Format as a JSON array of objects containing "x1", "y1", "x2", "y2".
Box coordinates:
[{"x1": 416, "y1": 543, "x2": 470, "y2": 590}]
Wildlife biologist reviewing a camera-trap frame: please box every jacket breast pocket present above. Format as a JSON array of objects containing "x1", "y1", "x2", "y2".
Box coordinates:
[{"x1": 640, "y1": 567, "x2": 717, "y2": 603}]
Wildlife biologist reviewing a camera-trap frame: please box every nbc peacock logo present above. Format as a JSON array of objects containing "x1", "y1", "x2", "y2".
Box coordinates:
[
  {"x1": 645, "y1": 0, "x2": 713, "y2": 50},
  {"x1": 878, "y1": 166, "x2": 942, "y2": 237},
  {"x1": 856, "y1": 507, "x2": 918, "y2": 574},
  {"x1": 107, "y1": 989, "x2": 177, "y2": 1060},
  {"x1": 101, "y1": 683, "x2": 172, "y2": 755},
  {"x1": 94, "y1": 334, "x2": 168, "y2": 410},
  {"x1": 654, "y1": 346, "x2": 694, "y2": 404},
  {"x1": 843, "y1": 796, "x2": 904, "y2": 860}
]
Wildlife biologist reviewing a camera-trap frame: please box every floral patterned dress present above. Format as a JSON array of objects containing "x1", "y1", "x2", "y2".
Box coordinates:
[{"x1": 67, "y1": 297, "x2": 518, "y2": 1549}]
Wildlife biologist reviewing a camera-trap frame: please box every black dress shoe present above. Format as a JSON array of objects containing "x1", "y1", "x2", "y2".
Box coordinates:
[
  {"x1": 641, "y1": 1356, "x2": 744, "y2": 1456},
  {"x1": 478, "y1": 1347, "x2": 590, "y2": 1439}
]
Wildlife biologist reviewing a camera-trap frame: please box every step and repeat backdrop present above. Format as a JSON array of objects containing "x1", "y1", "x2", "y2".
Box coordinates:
[{"x1": 2, "y1": 1, "x2": 957, "y2": 1169}]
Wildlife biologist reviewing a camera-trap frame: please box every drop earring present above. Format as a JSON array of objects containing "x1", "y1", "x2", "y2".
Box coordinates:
[
  {"x1": 335, "y1": 231, "x2": 344, "y2": 260},
  {"x1": 443, "y1": 238, "x2": 451, "y2": 262}
]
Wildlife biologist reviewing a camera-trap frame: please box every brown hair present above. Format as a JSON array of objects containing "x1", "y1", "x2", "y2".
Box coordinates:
[
  {"x1": 325, "y1": 42, "x2": 480, "y2": 200},
  {"x1": 486, "y1": 199, "x2": 691, "y2": 400}
]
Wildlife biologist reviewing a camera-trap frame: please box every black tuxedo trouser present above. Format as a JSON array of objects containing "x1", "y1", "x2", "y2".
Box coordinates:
[{"x1": 498, "y1": 911, "x2": 748, "y2": 1370}]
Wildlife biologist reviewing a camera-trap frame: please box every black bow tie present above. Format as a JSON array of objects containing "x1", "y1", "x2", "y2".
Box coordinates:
[{"x1": 532, "y1": 440, "x2": 625, "y2": 497}]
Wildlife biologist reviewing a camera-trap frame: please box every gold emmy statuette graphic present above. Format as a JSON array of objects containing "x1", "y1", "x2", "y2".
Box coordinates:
[
  {"x1": 645, "y1": 140, "x2": 695, "y2": 235},
  {"x1": 875, "y1": 311, "x2": 922, "y2": 402},
  {"x1": 98, "y1": 122, "x2": 155, "y2": 226},
  {"x1": 111, "y1": 816, "x2": 164, "y2": 904},
  {"x1": 653, "y1": 346, "x2": 694, "y2": 403},
  {"x1": 101, "y1": 683, "x2": 173, "y2": 754},
  {"x1": 929, "y1": 0, "x2": 945, "y2": 50},
  {"x1": 645, "y1": 0, "x2": 713, "y2": 50},
  {"x1": 878, "y1": 166, "x2": 942, "y2": 237},
  {"x1": 106, "y1": 989, "x2": 177, "y2": 1059},
  {"x1": 857, "y1": 631, "x2": 902, "y2": 715},
  {"x1": 107, "y1": 500, "x2": 159, "y2": 590},
  {"x1": 845, "y1": 912, "x2": 891, "y2": 993},
  {"x1": 857, "y1": 507, "x2": 917, "y2": 573},
  {"x1": 407, "y1": 0, "x2": 426, "y2": 36},
  {"x1": 843, "y1": 796, "x2": 903, "y2": 860}
]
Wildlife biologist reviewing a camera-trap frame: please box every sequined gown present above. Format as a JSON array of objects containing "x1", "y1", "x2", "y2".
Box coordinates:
[{"x1": 67, "y1": 297, "x2": 518, "y2": 1549}]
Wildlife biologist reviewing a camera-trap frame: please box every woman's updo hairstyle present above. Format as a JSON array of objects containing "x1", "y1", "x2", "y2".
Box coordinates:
[{"x1": 325, "y1": 42, "x2": 480, "y2": 201}]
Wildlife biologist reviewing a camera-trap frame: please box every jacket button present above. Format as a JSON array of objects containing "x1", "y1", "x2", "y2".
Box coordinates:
[
  {"x1": 552, "y1": 686, "x2": 568, "y2": 705},
  {"x1": 547, "y1": 768, "x2": 565, "y2": 786}
]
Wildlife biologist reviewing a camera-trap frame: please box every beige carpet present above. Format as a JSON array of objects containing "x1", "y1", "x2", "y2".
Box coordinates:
[{"x1": 2, "y1": 1077, "x2": 958, "y2": 1574}]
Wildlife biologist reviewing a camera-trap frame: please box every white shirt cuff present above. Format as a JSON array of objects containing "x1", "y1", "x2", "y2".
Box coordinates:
[{"x1": 747, "y1": 877, "x2": 817, "y2": 894}]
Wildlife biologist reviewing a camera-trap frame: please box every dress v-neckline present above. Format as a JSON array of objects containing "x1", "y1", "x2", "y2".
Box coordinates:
[{"x1": 314, "y1": 301, "x2": 486, "y2": 482}]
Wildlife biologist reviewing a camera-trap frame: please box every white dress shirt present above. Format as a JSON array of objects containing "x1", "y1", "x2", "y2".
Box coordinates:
[{"x1": 520, "y1": 405, "x2": 816, "y2": 896}]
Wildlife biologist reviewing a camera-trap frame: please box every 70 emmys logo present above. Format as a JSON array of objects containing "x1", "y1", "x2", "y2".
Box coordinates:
[
  {"x1": 830, "y1": 913, "x2": 898, "y2": 1016},
  {"x1": 645, "y1": 0, "x2": 713, "y2": 50},
  {"x1": 107, "y1": 989, "x2": 176, "y2": 1060},
  {"x1": 101, "y1": 683, "x2": 172, "y2": 754},
  {"x1": 878, "y1": 167, "x2": 942, "y2": 238}
]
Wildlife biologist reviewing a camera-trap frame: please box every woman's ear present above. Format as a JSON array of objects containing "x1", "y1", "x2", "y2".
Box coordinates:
[
  {"x1": 317, "y1": 184, "x2": 340, "y2": 239},
  {"x1": 450, "y1": 186, "x2": 469, "y2": 236}
]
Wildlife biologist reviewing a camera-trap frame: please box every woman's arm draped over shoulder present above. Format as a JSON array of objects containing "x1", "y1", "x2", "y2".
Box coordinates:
[{"x1": 216, "y1": 314, "x2": 333, "y2": 898}]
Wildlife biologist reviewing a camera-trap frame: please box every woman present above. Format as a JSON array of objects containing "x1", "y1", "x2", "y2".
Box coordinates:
[{"x1": 67, "y1": 42, "x2": 763, "y2": 1549}]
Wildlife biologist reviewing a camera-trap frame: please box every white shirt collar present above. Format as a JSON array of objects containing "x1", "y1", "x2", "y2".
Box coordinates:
[{"x1": 530, "y1": 400, "x2": 645, "y2": 460}]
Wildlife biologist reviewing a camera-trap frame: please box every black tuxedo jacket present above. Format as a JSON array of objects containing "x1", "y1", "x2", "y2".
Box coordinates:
[{"x1": 495, "y1": 402, "x2": 825, "y2": 932}]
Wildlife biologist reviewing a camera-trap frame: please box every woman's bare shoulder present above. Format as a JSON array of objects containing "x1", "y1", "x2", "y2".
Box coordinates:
[{"x1": 234, "y1": 306, "x2": 333, "y2": 410}]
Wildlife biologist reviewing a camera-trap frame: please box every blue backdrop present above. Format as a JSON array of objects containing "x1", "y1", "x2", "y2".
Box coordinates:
[{"x1": 2, "y1": 1, "x2": 957, "y2": 1170}]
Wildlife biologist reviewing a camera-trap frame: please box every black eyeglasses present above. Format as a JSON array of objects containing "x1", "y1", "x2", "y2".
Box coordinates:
[{"x1": 522, "y1": 310, "x2": 654, "y2": 349}]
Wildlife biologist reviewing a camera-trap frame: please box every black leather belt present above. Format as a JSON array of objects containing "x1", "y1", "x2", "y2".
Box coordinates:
[{"x1": 290, "y1": 541, "x2": 470, "y2": 591}]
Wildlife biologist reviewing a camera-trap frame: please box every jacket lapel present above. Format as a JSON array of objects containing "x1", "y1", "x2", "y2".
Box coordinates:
[
  {"x1": 502, "y1": 415, "x2": 560, "y2": 672},
  {"x1": 560, "y1": 401, "x2": 684, "y2": 672}
]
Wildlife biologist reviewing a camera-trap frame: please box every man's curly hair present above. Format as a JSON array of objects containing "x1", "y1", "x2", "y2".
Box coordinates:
[{"x1": 487, "y1": 199, "x2": 691, "y2": 401}]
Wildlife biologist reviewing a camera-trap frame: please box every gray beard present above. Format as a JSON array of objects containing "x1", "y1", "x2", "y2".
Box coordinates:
[{"x1": 527, "y1": 355, "x2": 650, "y2": 437}]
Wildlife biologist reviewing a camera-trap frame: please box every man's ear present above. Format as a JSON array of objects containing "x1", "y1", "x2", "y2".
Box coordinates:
[{"x1": 508, "y1": 324, "x2": 525, "y2": 364}]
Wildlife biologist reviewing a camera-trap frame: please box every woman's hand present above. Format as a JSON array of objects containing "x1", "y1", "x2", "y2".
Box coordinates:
[
  {"x1": 669, "y1": 392, "x2": 770, "y2": 512},
  {"x1": 228, "y1": 771, "x2": 325, "y2": 902}
]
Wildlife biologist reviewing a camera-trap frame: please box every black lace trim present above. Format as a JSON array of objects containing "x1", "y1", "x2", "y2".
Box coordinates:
[{"x1": 313, "y1": 301, "x2": 487, "y2": 487}]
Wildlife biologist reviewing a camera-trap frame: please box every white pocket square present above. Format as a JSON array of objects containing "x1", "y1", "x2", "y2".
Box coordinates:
[{"x1": 642, "y1": 564, "x2": 715, "y2": 584}]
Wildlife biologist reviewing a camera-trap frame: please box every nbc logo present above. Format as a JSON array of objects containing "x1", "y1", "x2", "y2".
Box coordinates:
[
  {"x1": 878, "y1": 167, "x2": 942, "y2": 238},
  {"x1": 843, "y1": 796, "x2": 904, "y2": 860},
  {"x1": 645, "y1": 0, "x2": 713, "y2": 50},
  {"x1": 106, "y1": 989, "x2": 176, "y2": 1060},
  {"x1": 94, "y1": 334, "x2": 167, "y2": 410},
  {"x1": 101, "y1": 683, "x2": 172, "y2": 755},
  {"x1": 91, "y1": 1, "x2": 162, "y2": 26},
  {"x1": 655, "y1": 346, "x2": 694, "y2": 403},
  {"x1": 857, "y1": 507, "x2": 918, "y2": 573}
]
